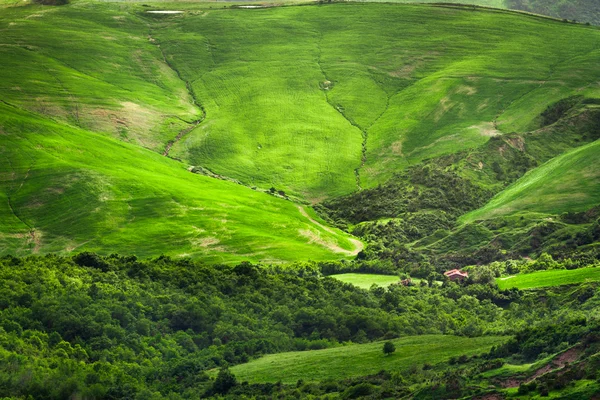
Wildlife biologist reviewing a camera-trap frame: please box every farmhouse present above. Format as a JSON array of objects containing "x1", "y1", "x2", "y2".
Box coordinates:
[{"x1": 444, "y1": 269, "x2": 468, "y2": 282}]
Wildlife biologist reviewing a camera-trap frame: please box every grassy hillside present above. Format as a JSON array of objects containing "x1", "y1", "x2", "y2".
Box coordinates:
[
  {"x1": 151, "y1": 3, "x2": 600, "y2": 196},
  {"x1": 507, "y1": 0, "x2": 600, "y2": 25},
  {"x1": 497, "y1": 267, "x2": 600, "y2": 290},
  {"x1": 0, "y1": 103, "x2": 359, "y2": 262},
  {"x1": 462, "y1": 140, "x2": 600, "y2": 223},
  {"x1": 229, "y1": 335, "x2": 507, "y2": 383},
  {"x1": 1, "y1": 1, "x2": 599, "y2": 260},
  {"x1": 0, "y1": 4, "x2": 200, "y2": 152}
]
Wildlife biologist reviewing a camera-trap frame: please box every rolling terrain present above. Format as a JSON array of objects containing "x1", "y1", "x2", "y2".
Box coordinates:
[
  {"x1": 1, "y1": 1, "x2": 600, "y2": 399},
  {"x1": 462, "y1": 139, "x2": 600, "y2": 223},
  {"x1": 155, "y1": 4, "x2": 600, "y2": 193},
  {"x1": 1, "y1": 1, "x2": 599, "y2": 262},
  {"x1": 0, "y1": 102, "x2": 358, "y2": 262}
]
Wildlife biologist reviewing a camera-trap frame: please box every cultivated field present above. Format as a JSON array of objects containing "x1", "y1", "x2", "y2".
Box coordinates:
[{"x1": 329, "y1": 273, "x2": 401, "y2": 289}]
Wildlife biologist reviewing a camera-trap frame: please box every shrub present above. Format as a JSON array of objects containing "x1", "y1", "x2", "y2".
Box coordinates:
[{"x1": 383, "y1": 341, "x2": 396, "y2": 356}]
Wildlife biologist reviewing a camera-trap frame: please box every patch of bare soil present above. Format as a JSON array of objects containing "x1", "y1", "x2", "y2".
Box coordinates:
[
  {"x1": 297, "y1": 205, "x2": 363, "y2": 256},
  {"x1": 527, "y1": 348, "x2": 580, "y2": 382},
  {"x1": 500, "y1": 348, "x2": 581, "y2": 389}
]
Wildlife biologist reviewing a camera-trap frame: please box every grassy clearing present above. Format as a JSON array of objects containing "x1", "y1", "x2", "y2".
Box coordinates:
[
  {"x1": 0, "y1": 103, "x2": 359, "y2": 262},
  {"x1": 229, "y1": 335, "x2": 507, "y2": 383},
  {"x1": 462, "y1": 140, "x2": 600, "y2": 223},
  {"x1": 329, "y1": 273, "x2": 401, "y2": 289},
  {"x1": 497, "y1": 267, "x2": 600, "y2": 290}
]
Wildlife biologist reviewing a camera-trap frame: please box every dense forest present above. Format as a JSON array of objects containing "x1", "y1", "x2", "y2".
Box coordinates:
[{"x1": 1, "y1": 254, "x2": 599, "y2": 398}]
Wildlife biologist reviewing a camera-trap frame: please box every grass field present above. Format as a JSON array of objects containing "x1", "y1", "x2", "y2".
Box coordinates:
[
  {"x1": 497, "y1": 266, "x2": 600, "y2": 290},
  {"x1": 462, "y1": 140, "x2": 600, "y2": 223},
  {"x1": 329, "y1": 273, "x2": 401, "y2": 289},
  {"x1": 146, "y1": 3, "x2": 600, "y2": 196},
  {"x1": 1, "y1": 1, "x2": 600, "y2": 259},
  {"x1": 0, "y1": 103, "x2": 359, "y2": 262},
  {"x1": 228, "y1": 335, "x2": 507, "y2": 383}
]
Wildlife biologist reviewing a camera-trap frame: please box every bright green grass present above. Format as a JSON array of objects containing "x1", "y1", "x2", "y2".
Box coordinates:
[
  {"x1": 2, "y1": 3, "x2": 600, "y2": 199},
  {"x1": 1, "y1": 2, "x2": 600, "y2": 259},
  {"x1": 229, "y1": 335, "x2": 507, "y2": 383},
  {"x1": 149, "y1": 3, "x2": 600, "y2": 196},
  {"x1": 462, "y1": 140, "x2": 600, "y2": 223},
  {"x1": 0, "y1": 4, "x2": 200, "y2": 152},
  {"x1": 329, "y1": 273, "x2": 401, "y2": 289},
  {"x1": 0, "y1": 103, "x2": 359, "y2": 262},
  {"x1": 496, "y1": 267, "x2": 600, "y2": 290}
]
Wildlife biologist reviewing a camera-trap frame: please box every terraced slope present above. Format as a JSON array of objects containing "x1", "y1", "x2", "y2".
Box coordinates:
[{"x1": 0, "y1": 103, "x2": 358, "y2": 262}]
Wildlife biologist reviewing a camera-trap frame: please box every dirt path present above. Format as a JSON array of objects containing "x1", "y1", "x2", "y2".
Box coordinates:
[
  {"x1": 162, "y1": 120, "x2": 200, "y2": 156},
  {"x1": 297, "y1": 205, "x2": 364, "y2": 256},
  {"x1": 501, "y1": 348, "x2": 580, "y2": 388}
]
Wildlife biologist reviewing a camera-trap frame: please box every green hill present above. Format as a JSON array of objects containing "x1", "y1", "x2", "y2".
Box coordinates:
[
  {"x1": 0, "y1": 103, "x2": 359, "y2": 262},
  {"x1": 497, "y1": 266, "x2": 600, "y2": 290},
  {"x1": 153, "y1": 4, "x2": 600, "y2": 195},
  {"x1": 462, "y1": 139, "x2": 600, "y2": 223},
  {"x1": 1, "y1": 1, "x2": 599, "y2": 260}
]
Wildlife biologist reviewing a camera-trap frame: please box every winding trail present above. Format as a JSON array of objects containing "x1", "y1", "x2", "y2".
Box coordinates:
[{"x1": 297, "y1": 205, "x2": 364, "y2": 256}]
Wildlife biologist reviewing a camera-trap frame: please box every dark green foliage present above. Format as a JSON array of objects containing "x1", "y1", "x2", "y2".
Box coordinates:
[
  {"x1": 212, "y1": 368, "x2": 237, "y2": 395},
  {"x1": 320, "y1": 104, "x2": 600, "y2": 269},
  {"x1": 507, "y1": 0, "x2": 600, "y2": 25},
  {"x1": 32, "y1": 0, "x2": 69, "y2": 5},
  {"x1": 1, "y1": 254, "x2": 600, "y2": 398},
  {"x1": 342, "y1": 383, "x2": 375, "y2": 399},
  {"x1": 539, "y1": 96, "x2": 584, "y2": 127},
  {"x1": 383, "y1": 341, "x2": 396, "y2": 355},
  {"x1": 323, "y1": 162, "x2": 491, "y2": 226}
]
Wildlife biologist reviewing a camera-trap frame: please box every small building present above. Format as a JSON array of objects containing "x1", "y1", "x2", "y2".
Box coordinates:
[
  {"x1": 400, "y1": 278, "x2": 412, "y2": 286},
  {"x1": 444, "y1": 269, "x2": 468, "y2": 282}
]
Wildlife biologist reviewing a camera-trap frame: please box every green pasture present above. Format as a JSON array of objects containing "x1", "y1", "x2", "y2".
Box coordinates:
[
  {"x1": 151, "y1": 3, "x2": 600, "y2": 195},
  {"x1": 1, "y1": 1, "x2": 599, "y2": 259},
  {"x1": 229, "y1": 335, "x2": 507, "y2": 383},
  {"x1": 497, "y1": 267, "x2": 600, "y2": 290},
  {"x1": 0, "y1": 103, "x2": 359, "y2": 262},
  {"x1": 462, "y1": 140, "x2": 600, "y2": 223},
  {"x1": 329, "y1": 273, "x2": 401, "y2": 289}
]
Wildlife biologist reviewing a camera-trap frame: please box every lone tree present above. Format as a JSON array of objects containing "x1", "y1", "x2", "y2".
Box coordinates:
[
  {"x1": 383, "y1": 341, "x2": 396, "y2": 356},
  {"x1": 212, "y1": 367, "x2": 237, "y2": 395}
]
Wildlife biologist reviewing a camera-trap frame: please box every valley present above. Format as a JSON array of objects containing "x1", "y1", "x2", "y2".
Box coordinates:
[{"x1": 0, "y1": 0, "x2": 599, "y2": 398}]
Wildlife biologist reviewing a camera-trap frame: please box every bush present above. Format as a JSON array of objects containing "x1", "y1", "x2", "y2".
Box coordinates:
[{"x1": 383, "y1": 341, "x2": 396, "y2": 356}]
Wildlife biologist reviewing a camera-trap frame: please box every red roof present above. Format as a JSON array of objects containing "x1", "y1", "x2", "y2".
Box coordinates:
[{"x1": 444, "y1": 269, "x2": 468, "y2": 278}]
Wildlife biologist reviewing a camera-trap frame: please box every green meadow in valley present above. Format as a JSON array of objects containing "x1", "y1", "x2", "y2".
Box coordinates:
[{"x1": 228, "y1": 335, "x2": 507, "y2": 383}]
